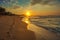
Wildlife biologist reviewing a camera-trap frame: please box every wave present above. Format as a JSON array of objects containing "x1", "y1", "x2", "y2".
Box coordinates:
[{"x1": 30, "y1": 17, "x2": 60, "y2": 33}]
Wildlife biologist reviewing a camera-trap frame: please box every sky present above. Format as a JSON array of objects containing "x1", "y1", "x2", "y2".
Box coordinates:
[{"x1": 0, "y1": 0, "x2": 60, "y2": 16}]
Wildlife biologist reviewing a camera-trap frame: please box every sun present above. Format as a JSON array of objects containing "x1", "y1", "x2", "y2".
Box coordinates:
[{"x1": 25, "y1": 11, "x2": 31, "y2": 17}]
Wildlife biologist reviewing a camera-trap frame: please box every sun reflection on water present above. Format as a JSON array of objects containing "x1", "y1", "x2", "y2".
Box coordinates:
[
  {"x1": 22, "y1": 17, "x2": 30, "y2": 24},
  {"x1": 22, "y1": 17, "x2": 30, "y2": 29}
]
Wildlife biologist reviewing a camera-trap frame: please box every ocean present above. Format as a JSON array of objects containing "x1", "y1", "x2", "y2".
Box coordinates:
[{"x1": 29, "y1": 16, "x2": 60, "y2": 33}]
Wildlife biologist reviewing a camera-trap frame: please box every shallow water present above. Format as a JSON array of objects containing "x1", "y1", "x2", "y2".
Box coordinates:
[{"x1": 30, "y1": 17, "x2": 60, "y2": 33}]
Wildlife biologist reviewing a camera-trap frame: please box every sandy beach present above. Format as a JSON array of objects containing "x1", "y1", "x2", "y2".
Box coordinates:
[{"x1": 0, "y1": 15, "x2": 36, "y2": 40}]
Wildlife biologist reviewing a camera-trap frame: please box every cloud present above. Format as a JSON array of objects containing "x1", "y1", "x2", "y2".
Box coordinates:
[
  {"x1": 31, "y1": 0, "x2": 60, "y2": 6},
  {"x1": 0, "y1": 0, "x2": 18, "y2": 7},
  {"x1": 31, "y1": 0, "x2": 42, "y2": 5}
]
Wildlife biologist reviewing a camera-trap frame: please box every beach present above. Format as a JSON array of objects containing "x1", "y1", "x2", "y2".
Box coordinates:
[
  {"x1": 0, "y1": 15, "x2": 36, "y2": 40},
  {"x1": 0, "y1": 15, "x2": 60, "y2": 40}
]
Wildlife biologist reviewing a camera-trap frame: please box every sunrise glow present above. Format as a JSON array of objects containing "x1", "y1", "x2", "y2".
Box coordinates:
[{"x1": 25, "y1": 11, "x2": 31, "y2": 17}]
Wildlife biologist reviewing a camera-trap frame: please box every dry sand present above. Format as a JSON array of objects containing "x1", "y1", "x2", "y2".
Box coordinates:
[{"x1": 0, "y1": 15, "x2": 36, "y2": 40}]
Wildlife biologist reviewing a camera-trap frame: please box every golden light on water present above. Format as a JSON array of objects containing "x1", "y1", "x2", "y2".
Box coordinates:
[
  {"x1": 22, "y1": 17, "x2": 30, "y2": 24},
  {"x1": 25, "y1": 20, "x2": 29, "y2": 23},
  {"x1": 24, "y1": 18, "x2": 29, "y2": 23}
]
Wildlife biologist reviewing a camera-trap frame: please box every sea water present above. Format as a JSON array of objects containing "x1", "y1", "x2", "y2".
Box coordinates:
[{"x1": 30, "y1": 16, "x2": 60, "y2": 33}]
